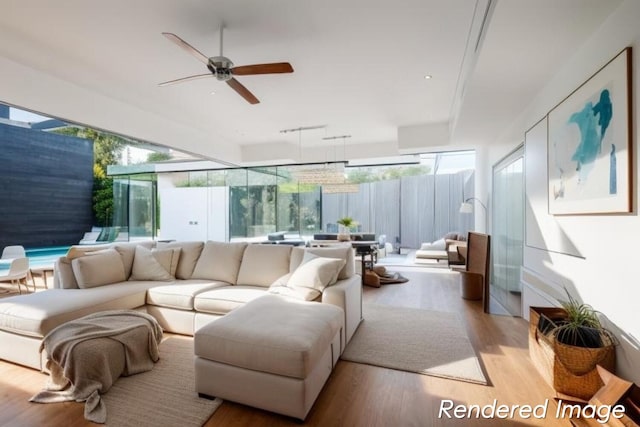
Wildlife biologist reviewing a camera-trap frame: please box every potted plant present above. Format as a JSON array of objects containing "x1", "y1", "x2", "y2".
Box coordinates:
[
  {"x1": 336, "y1": 217, "x2": 357, "y2": 241},
  {"x1": 553, "y1": 292, "x2": 610, "y2": 348},
  {"x1": 529, "y1": 290, "x2": 617, "y2": 400}
]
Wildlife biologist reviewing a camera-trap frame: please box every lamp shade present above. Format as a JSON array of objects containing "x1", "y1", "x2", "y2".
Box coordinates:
[{"x1": 459, "y1": 202, "x2": 473, "y2": 214}]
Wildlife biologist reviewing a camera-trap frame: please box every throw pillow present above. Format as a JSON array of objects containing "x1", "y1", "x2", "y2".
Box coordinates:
[
  {"x1": 287, "y1": 255, "x2": 346, "y2": 297},
  {"x1": 269, "y1": 284, "x2": 320, "y2": 301},
  {"x1": 71, "y1": 248, "x2": 127, "y2": 289},
  {"x1": 112, "y1": 241, "x2": 157, "y2": 278},
  {"x1": 129, "y1": 246, "x2": 180, "y2": 281},
  {"x1": 300, "y1": 252, "x2": 342, "y2": 284},
  {"x1": 290, "y1": 245, "x2": 354, "y2": 280},
  {"x1": 268, "y1": 273, "x2": 323, "y2": 301},
  {"x1": 156, "y1": 241, "x2": 204, "y2": 279}
]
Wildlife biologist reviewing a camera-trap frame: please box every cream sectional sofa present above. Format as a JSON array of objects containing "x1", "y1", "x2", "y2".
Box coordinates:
[{"x1": 0, "y1": 240, "x2": 362, "y2": 370}]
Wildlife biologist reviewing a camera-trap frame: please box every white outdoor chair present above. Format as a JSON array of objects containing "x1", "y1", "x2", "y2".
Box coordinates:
[
  {"x1": 1, "y1": 245, "x2": 26, "y2": 259},
  {"x1": 0, "y1": 257, "x2": 31, "y2": 294}
]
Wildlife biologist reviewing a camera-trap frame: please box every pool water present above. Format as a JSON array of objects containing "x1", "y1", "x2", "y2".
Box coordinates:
[
  {"x1": 0, "y1": 246, "x2": 71, "y2": 272},
  {"x1": 25, "y1": 246, "x2": 71, "y2": 267}
]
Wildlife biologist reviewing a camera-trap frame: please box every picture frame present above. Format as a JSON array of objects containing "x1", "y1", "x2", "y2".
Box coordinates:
[{"x1": 547, "y1": 47, "x2": 632, "y2": 215}]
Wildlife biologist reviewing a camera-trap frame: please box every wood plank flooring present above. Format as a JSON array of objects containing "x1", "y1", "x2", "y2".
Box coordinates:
[{"x1": 0, "y1": 266, "x2": 571, "y2": 426}]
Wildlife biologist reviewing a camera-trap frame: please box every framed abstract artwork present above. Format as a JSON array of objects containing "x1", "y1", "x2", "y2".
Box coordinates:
[{"x1": 548, "y1": 47, "x2": 632, "y2": 215}]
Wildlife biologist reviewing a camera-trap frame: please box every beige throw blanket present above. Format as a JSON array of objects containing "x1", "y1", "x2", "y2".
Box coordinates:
[{"x1": 30, "y1": 310, "x2": 163, "y2": 423}]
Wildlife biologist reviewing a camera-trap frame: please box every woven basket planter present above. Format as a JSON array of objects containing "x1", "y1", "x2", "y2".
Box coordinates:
[{"x1": 529, "y1": 306, "x2": 616, "y2": 400}]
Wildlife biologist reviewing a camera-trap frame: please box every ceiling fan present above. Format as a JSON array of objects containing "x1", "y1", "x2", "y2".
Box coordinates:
[{"x1": 159, "y1": 26, "x2": 294, "y2": 104}]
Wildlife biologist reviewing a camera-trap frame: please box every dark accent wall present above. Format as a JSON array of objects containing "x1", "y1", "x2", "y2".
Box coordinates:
[{"x1": 0, "y1": 123, "x2": 93, "y2": 249}]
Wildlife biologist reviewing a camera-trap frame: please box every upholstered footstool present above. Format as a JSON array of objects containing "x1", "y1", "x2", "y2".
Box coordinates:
[{"x1": 194, "y1": 294, "x2": 344, "y2": 420}]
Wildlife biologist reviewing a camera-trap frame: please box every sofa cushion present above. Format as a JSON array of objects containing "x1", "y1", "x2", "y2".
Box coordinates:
[
  {"x1": 191, "y1": 241, "x2": 248, "y2": 284},
  {"x1": 0, "y1": 281, "x2": 159, "y2": 338},
  {"x1": 290, "y1": 245, "x2": 354, "y2": 280},
  {"x1": 194, "y1": 294, "x2": 344, "y2": 379},
  {"x1": 194, "y1": 286, "x2": 268, "y2": 315},
  {"x1": 420, "y1": 238, "x2": 446, "y2": 251},
  {"x1": 71, "y1": 248, "x2": 127, "y2": 289},
  {"x1": 236, "y1": 244, "x2": 292, "y2": 287},
  {"x1": 415, "y1": 249, "x2": 448, "y2": 260},
  {"x1": 146, "y1": 280, "x2": 229, "y2": 310},
  {"x1": 156, "y1": 241, "x2": 204, "y2": 279},
  {"x1": 129, "y1": 246, "x2": 180, "y2": 281},
  {"x1": 112, "y1": 241, "x2": 156, "y2": 278}
]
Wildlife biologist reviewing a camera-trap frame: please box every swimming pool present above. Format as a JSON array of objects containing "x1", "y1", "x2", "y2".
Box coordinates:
[
  {"x1": 25, "y1": 246, "x2": 71, "y2": 267},
  {"x1": 0, "y1": 246, "x2": 71, "y2": 272}
]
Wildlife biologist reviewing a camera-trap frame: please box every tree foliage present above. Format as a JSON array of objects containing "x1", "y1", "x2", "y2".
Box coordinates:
[
  {"x1": 146, "y1": 152, "x2": 172, "y2": 163},
  {"x1": 53, "y1": 126, "x2": 128, "y2": 176},
  {"x1": 93, "y1": 177, "x2": 114, "y2": 226}
]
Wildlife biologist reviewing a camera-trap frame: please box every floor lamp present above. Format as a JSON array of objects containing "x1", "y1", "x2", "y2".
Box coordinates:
[{"x1": 459, "y1": 197, "x2": 488, "y2": 232}]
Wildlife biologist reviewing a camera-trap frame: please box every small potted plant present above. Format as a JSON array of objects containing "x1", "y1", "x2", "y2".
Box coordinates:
[
  {"x1": 530, "y1": 289, "x2": 617, "y2": 400},
  {"x1": 336, "y1": 217, "x2": 357, "y2": 241},
  {"x1": 554, "y1": 292, "x2": 611, "y2": 348}
]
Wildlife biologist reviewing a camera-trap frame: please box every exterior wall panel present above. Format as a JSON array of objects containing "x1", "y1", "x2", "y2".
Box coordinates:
[{"x1": 0, "y1": 123, "x2": 93, "y2": 249}]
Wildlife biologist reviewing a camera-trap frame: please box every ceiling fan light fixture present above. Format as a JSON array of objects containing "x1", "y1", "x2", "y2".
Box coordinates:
[{"x1": 159, "y1": 28, "x2": 293, "y2": 104}]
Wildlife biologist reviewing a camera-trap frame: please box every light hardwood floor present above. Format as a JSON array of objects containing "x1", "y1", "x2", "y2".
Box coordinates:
[{"x1": 0, "y1": 267, "x2": 571, "y2": 426}]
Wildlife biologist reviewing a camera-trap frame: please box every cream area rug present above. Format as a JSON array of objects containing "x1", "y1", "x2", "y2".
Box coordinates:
[
  {"x1": 102, "y1": 335, "x2": 222, "y2": 426},
  {"x1": 341, "y1": 304, "x2": 487, "y2": 385}
]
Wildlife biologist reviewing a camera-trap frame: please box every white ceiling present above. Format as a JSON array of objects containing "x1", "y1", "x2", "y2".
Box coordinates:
[{"x1": 0, "y1": 0, "x2": 622, "y2": 166}]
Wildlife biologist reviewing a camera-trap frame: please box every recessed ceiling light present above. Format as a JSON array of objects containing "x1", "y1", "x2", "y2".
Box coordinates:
[
  {"x1": 424, "y1": 75, "x2": 433, "y2": 80},
  {"x1": 210, "y1": 91, "x2": 216, "y2": 95}
]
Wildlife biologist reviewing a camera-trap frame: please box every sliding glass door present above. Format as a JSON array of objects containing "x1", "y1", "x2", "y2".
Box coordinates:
[{"x1": 491, "y1": 146, "x2": 524, "y2": 316}]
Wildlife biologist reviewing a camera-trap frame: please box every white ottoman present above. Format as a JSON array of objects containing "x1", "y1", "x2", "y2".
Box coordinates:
[{"x1": 194, "y1": 294, "x2": 344, "y2": 420}]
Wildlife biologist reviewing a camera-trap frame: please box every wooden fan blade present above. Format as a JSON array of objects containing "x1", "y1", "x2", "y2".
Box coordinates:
[
  {"x1": 162, "y1": 32, "x2": 209, "y2": 65},
  {"x1": 232, "y1": 62, "x2": 294, "y2": 76},
  {"x1": 227, "y1": 78, "x2": 259, "y2": 104},
  {"x1": 158, "y1": 74, "x2": 213, "y2": 87}
]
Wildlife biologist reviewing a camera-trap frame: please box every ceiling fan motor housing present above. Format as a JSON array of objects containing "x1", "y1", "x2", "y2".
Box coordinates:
[{"x1": 209, "y1": 56, "x2": 234, "y2": 81}]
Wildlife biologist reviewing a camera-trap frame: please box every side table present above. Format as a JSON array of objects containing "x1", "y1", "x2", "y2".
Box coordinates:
[
  {"x1": 353, "y1": 243, "x2": 376, "y2": 286},
  {"x1": 30, "y1": 266, "x2": 54, "y2": 290}
]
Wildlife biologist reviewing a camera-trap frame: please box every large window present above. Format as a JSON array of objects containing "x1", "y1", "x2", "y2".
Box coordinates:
[{"x1": 144, "y1": 152, "x2": 475, "y2": 245}]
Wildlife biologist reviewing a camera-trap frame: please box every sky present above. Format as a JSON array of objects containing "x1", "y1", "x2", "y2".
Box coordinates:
[{"x1": 9, "y1": 107, "x2": 50, "y2": 123}]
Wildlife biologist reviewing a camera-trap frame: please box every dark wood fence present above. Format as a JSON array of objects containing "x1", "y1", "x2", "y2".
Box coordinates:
[{"x1": 0, "y1": 123, "x2": 93, "y2": 249}]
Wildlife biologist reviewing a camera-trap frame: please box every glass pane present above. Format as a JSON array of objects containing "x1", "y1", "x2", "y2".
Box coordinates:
[
  {"x1": 128, "y1": 178, "x2": 156, "y2": 240},
  {"x1": 228, "y1": 169, "x2": 248, "y2": 239},
  {"x1": 112, "y1": 178, "x2": 129, "y2": 230},
  {"x1": 434, "y1": 151, "x2": 475, "y2": 174},
  {"x1": 246, "y1": 168, "x2": 277, "y2": 237},
  {"x1": 491, "y1": 147, "x2": 524, "y2": 316}
]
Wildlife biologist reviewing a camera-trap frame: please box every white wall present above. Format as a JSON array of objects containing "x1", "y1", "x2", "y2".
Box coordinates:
[
  {"x1": 159, "y1": 186, "x2": 228, "y2": 242},
  {"x1": 493, "y1": 0, "x2": 640, "y2": 383}
]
